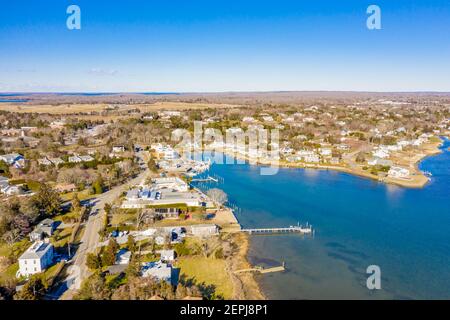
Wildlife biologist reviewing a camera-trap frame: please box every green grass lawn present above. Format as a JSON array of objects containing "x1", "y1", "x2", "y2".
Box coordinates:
[
  {"x1": 177, "y1": 256, "x2": 233, "y2": 299},
  {"x1": 110, "y1": 212, "x2": 136, "y2": 226},
  {"x1": 51, "y1": 227, "x2": 74, "y2": 248}
]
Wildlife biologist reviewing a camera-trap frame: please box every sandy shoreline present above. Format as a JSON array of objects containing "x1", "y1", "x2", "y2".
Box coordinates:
[{"x1": 228, "y1": 232, "x2": 266, "y2": 300}]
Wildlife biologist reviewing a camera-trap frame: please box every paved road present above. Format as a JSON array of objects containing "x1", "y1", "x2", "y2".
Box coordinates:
[{"x1": 59, "y1": 168, "x2": 148, "y2": 299}]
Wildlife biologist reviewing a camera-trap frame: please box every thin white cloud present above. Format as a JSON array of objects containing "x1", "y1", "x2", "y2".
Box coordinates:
[{"x1": 88, "y1": 68, "x2": 118, "y2": 76}]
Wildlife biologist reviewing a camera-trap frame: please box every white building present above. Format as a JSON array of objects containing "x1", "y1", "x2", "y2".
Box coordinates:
[
  {"x1": 18, "y1": 241, "x2": 54, "y2": 277},
  {"x1": 242, "y1": 116, "x2": 257, "y2": 123},
  {"x1": 68, "y1": 155, "x2": 82, "y2": 163},
  {"x1": 368, "y1": 158, "x2": 393, "y2": 167},
  {"x1": 152, "y1": 177, "x2": 188, "y2": 192},
  {"x1": 320, "y1": 148, "x2": 332, "y2": 156},
  {"x1": 115, "y1": 249, "x2": 131, "y2": 265},
  {"x1": 141, "y1": 261, "x2": 172, "y2": 283},
  {"x1": 372, "y1": 149, "x2": 390, "y2": 159},
  {"x1": 158, "y1": 249, "x2": 176, "y2": 262},
  {"x1": 388, "y1": 166, "x2": 410, "y2": 179},
  {"x1": 112, "y1": 146, "x2": 126, "y2": 153},
  {"x1": 0, "y1": 153, "x2": 25, "y2": 168},
  {"x1": 190, "y1": 224, "x2": 219, "y2": 237},
  {"x1": 261, "y1": 116, "x2": 274, "y2": 122}
]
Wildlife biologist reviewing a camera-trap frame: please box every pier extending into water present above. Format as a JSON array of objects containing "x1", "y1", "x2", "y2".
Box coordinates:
[
  {"x1": 191, "y1": 176, "x2": 219, "y2": 183},
  {"x1": 241, "y1": 225, "x2": 312, "y2": 235},
  {"x1": 234, "y1": 262, "x2": 286, "y2": 274}
]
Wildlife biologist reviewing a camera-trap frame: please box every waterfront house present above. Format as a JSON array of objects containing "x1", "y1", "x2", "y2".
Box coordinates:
[
  {"x1": 372, "y1": 149, "x2": 390, "y2": 159},
  {"x1": 320, "y1": 148, "x2": 332, "y2": 156},
  {"x1": 388, "y1": 166, "x2": 410, "y2": 179},
  {"x1": 368, "y1": 158, "x2": 393, "y2": 167},
  {"x1": 18, "y1": 241, "x2": 54, "y2": 277},
  {"x1": 190, "y1": 224, "x2": 219, "y2": 237},
  {"x1": 152, "y1": 177, "x2": 189, "y2": 192},
  {"x1": 303, "y1": 154, "x2": 320, "y2": 163}
]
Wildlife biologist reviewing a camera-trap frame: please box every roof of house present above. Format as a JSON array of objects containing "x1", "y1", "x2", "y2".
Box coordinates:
[
  {"x1": 106, "y1": 264, "x2": 127, "y2": 275},
  {"x1": 158, "y1": 249, "x2": 175, "y2": 258},
  {"x1": 0, "y1": 153, "x2": 23, "y2": 163},
  {"x1": 19, "y1": 241, "x2": 53, "y2": 260}
]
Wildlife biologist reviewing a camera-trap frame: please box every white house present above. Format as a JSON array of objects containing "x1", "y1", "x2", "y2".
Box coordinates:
[
  {"x1": 388, "y1": 166, "x2": 410, "y2": 179},
  {"x1": 115, "y1": 249, "x2": 131, "y2": 265},
  {"x1": 68, "y1": 155, "x2": 82, "y2": 163},
  {"x1": 0, "y1": 153, "x2": 25, "y2": 168},
  {"x1": 190, "y1": 224, "x2": 219, "y2": 237},
  {"x1": 242, "y1": 116, "x2": 257, "y2": 123},
  {"x1": 157, "y1": 249, "x2": 175, "y2": 262},
  {"x1": 303, "y1": 154, "x2": 320, "y2": 163},
  {"x1": 112, "y1": 146, "x2": 126, "y2": 153},
  {"x1": 368, "y1": 158, "x2": 393, "y2": 167},
  {"x1": 141, "y1": 261, "x2": 172, "y2": 283},
  {"x1": 320, "y1": 148, "x2": 332, "y2": 156},
  {"x1": 79, "y1": 155, "x2": 94, "y2": 162},
  {"x1": 18, "y1": 241, "x2": 54, "y2": 277},
  {"x1": 1, "y1": 185, "x2": 23, "y2": 196},
  {"x1": 152, "y1": 177, "x2": 188, "y2": 192},
  {"x1": 372, "y1": 149, "x2": 390, "y2": 159},
  {"x1": 261, "y1": 116, "x2": 274, "y2": 122}
]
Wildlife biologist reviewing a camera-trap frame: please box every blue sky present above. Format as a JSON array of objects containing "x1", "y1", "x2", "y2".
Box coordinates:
[{"x1": 0, "y1": 0, "x2": 449, "y2": 92}]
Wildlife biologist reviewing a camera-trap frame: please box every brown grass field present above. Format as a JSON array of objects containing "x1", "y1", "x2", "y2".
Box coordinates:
[{"x1": 0, "y1": 101, "x2": 242, "y2": 115}]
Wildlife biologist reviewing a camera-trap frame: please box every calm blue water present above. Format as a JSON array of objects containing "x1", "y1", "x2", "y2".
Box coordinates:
[
  {"x1": 194, "y1": 138, "x2": 450, "y2": 299},
  {"x1": 0, "y1": 99, "x2": 28, "y2": 103}
]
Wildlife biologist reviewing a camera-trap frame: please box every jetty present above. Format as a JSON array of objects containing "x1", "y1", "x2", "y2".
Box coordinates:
[
  {"x1": 191, "y1": 176, "x2": 219, "y2": 183},
  {"x1": 234, "y1": 262, "x2": 286, "y2": 274},
  {"x1": 240, "y1": 225, "x2": 312, "y2": 235}
]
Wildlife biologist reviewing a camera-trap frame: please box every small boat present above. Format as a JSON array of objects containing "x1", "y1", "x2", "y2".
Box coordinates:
[{"x1": 423, "y1": 171, "x2": 433, "y2": 177}]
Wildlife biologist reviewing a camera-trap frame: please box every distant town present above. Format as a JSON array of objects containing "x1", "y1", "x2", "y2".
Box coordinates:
[{"x1": 0, "y1": 92, "x2": 449, "y2": 300}]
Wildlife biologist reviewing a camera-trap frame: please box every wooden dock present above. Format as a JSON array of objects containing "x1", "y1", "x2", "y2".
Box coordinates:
[
  {"x1": 234, "y1": 262, "x2": 286, "y2": 274},
  {"x1": 191, "y1": 176, "x2": 218, "y2": 183},
  {"x1": 241, "y1": 226, "x2": 312, "y2": 235}
]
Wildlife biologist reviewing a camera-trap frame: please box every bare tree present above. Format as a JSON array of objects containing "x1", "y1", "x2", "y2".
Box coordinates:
[{"x1": 206, "y1": 188, "x2": 228, "y2": 206}]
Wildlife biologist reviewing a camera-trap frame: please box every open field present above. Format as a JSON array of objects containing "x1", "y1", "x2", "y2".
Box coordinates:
[
  {"x1": 177, "y1": 256, "x2": 234, "y2": 299},
  {"x1": 0, "y1": 101, "x2": 242, "y2": 114}
]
